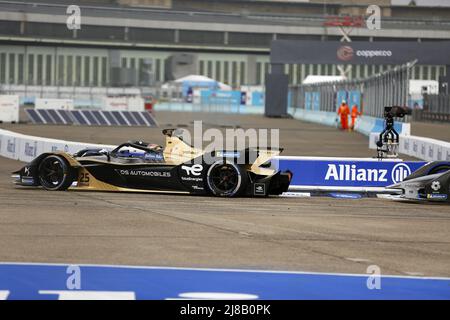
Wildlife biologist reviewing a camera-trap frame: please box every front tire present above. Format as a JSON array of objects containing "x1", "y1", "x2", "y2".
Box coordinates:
[
  {"x1": 206, "y1": 160, "x2": 248, "y2": 197},
  {"x1": 38, "y1": 155, "x2": 74, "y2": 191}
]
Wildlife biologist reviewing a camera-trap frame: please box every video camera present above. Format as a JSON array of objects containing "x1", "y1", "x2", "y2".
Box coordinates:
[
  {"x1": 383, "y1": 106, "x2": 412, "y2": 119},
  {"x1": 376, "y1": 106, "x2": 412, "y2": 159}
]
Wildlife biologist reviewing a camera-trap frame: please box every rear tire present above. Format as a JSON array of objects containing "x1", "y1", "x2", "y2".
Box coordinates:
[
  {"x1": 38, "y1": 155, "x2": 74, "y2": 191},
  {"x1": 206, "y1": 160, "x2": 248, "y2": 197}
]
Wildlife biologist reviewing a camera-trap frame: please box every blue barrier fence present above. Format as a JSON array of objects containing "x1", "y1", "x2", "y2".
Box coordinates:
[{"x1": 275, "y1": 157, "x2": 426, "y2": 191}]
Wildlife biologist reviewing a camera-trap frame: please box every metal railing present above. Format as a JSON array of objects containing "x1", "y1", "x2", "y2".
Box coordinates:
[
  {"x1": 412, "y1": 93, "x2": 450, "y2": 122},
  {"x1": 289, "y1": 60, "x2": 416, "y2": 122},
  {"x1": 423, "y1": 94, "x2": 450, "y2": 115}
]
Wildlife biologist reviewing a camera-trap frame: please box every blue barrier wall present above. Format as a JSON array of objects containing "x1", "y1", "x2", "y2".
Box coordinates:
[{"x1": 275, "y1": 157, "x2": 426, "y2": 189}]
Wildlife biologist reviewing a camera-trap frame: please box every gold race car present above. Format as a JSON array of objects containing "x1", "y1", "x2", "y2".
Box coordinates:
[{"x1": 13, "y1": 129, "x2": 291, "y2": 197}]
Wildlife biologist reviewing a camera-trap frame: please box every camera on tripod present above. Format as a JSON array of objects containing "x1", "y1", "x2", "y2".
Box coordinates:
[{"x1": 376, "y1": 106, "x2": 412, "y2": 159}]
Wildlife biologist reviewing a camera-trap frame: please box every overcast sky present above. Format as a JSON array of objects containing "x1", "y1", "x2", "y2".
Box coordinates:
[{"x1": 391, "y1": 0, "x2": 450, "y2": 6}]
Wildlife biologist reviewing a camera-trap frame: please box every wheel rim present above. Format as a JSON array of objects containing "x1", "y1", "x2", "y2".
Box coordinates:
[
  {"x1": 208, "y1": 163, "x2": 240, "y2": 195},
  {"x1": 39, "y1": 157, "x2": 65, "y2": 188}
]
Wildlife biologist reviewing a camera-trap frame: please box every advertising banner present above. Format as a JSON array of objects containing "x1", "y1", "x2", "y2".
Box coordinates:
[
  {"x1": 102, "y1": 96, "x2": 144, "y2": 112},
  {"x1": 200, "y1": 90, "x2": 242, "y2": 107},
  {"x1": 271, "y1": 40, "x2": 450, "y2": 65},
  {"x1": 35, "y1": 98, "x2": 74, "y2": 111},
  {"x1": 275, "y1": 157, "x2": 426, "y2": 188}
]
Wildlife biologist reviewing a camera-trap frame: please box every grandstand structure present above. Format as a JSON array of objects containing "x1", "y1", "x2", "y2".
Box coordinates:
[{"x1": 1, "y1": 0, "x2": 450, "y2": 88}]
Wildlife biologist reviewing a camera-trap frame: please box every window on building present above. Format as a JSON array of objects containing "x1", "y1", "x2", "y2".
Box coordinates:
[
  {"x1": 431, "y1": 65, "x2": 437, "y2": 81},
  {"x1": 422, "y1": 66, "x2": 429, "y2": 80},
  {"x1": 8, "y1": 53, "x2": 15, "y2": 84},
  {"x1": 155, "y1": 59, "x2": 161, "y2": 82},
  {"x1": 67, "y1": 56, "x2": 73, "y2": 86},
  {"x1": 84, "y1": 56, "x2": 90, "y2": 86},
  {"x1": 37, "y1": 54, "x2": 43, "y2": 85},
  {"x1": 45, "y1": 55, "x2": 52, "y2": 85},
  {"x1": 199, "y1": 60, "x2": 205, "y2": 76},
  {"x1": 240, "y1": 61, "x2": 245, "y2": 85},
  {"x1": 0, "y1": 53, "x2": 6, "y2": 84},
  {"x1": 264, "y1": 63, "x2": 270, "y2": 81},
  {"x1": 75, "y1": 56, "x2": 82, "y2": 86},
  {"x1": 232, "y1": 61, "x2": 237, "y2": 86},
  {"x1": 223, "y1": 61, "x2": 229, "y2": 84},
  {"x1": 102, "y1": 57, "x2": 107, "y2": 86},
  {"x1": 297, "y1": 64, "x2": 303, "y2": 83},
  {"x1": 216, "y1": 61, "x2": 221, "y2": 82},
  {"x1": 256, "y1": 62, "x2": 262, "y2": 85},
  {"x1": 28, "y1": 54, "x2": 34, "y2": 85},
  {"x1": 93, "y1": 56, "x2": 99, "y2": 87},
  {"x1": 207, "y1": 61, "x2": 213, "y2": 78},
  {"x1": 58, "y1": 55, "x2": 64, "y2": 85},
  {"x1": 18, "y1": 54, "x2": 24, "y2": 84},
  {"x1": 288, "y1": 64, "x2": 294, "y2": 84}
]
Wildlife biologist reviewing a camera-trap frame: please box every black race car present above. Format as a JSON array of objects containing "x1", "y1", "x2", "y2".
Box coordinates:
[
  {"x1": 13, "y1": 129, "x2": 291, "y2": 197},
  {"x1": 388, "y1": 162, "x2": 450, "y2": 202}
]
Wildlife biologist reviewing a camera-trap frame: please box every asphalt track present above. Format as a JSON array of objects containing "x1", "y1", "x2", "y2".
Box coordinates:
[{"x1": 0, "y1": 112, "x2": 449, "y2": 280}]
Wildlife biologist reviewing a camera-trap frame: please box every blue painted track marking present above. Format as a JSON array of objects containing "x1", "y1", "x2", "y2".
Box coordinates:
[{"x1": 0, "y1": 263, "x2": 449, "y2": 300}]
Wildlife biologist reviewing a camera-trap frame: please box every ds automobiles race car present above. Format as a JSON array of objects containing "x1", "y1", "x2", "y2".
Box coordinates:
[
  {"x1": 388, "y1": 161, "x2": 450, "y2": 202},
  {"x1": 13, "y1": 129, "x2": 291, "y2": 197}
]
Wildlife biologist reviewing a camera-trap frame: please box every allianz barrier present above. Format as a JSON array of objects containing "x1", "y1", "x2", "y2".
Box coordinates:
[
  {"x1": 0, "y1": 128, "x2": 430, "y2": 192},
  {"x1": 369, "y1": 132, "x2": 450, "y2": 161},
  {"x1": 275, "y1": 156, "x2": 425, "y2": 192}
]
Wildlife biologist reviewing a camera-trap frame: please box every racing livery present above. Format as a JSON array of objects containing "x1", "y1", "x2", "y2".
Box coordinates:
[
  {"x1": 12, "y1": 129, "x2": 291, "y2": 197},
  {"x1": 388, "y1": 162, "x2": 450, "y2": 202}
]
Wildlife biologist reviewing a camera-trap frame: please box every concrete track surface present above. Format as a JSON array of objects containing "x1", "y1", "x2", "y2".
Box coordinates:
[{"x1": 0, "y1": 112, "x2": 449, "y2": 277}]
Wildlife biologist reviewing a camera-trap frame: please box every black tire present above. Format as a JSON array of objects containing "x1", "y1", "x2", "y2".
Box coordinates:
[
  {"x1": 38, "y1": 155, "x2": 74, "y2": 191},
  {"x1": 206, "y1": 160, "x2": 248, "y2": 197}
]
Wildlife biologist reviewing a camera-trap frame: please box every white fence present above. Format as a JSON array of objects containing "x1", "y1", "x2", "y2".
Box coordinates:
[
  {"x1": 0, "y1": 128, "x2": 114, "y2": 163},
  {"x1": 369, "y1": 132, "x2": 450, "y2": 161}
]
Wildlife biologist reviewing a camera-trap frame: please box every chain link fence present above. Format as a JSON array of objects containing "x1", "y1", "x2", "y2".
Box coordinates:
[{"x1": 289, "y1": 60, "x2": 417, "y2": 122}]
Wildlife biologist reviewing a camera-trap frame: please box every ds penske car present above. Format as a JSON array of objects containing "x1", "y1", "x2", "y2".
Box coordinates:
[
  {"x1": 12, "y1": 129, "x2": 291, "y2": 197},
  {"x1": 388, "y1": 162, "x2": 450, "y2": 202}
]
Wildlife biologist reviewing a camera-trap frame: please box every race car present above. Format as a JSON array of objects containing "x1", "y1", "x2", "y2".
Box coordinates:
[
  {"x1": 12, "y1": 129, "x2": 291, "y2": 197},
  {"x1": 388, "y1": 161, "x2": 450, "y2": 202}
]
